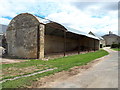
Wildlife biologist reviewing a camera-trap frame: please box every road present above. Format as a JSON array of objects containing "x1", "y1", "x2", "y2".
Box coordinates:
[{"x1": 41, "y1": 47, "x2": 118, "y2": 88}]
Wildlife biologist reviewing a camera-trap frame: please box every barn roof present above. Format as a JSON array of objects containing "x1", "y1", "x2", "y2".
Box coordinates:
[
  {"x1": 102, "y1": 34, "x2": 120, "y2": 37},
  {"x1": 8, "y1": 13, "x2": 99, "y2": 40},
  {"x1": 35, "y1": 14, "x2": 99, "y2": 40},
  {"x1": 88, "y1": 31, "x2": 104, "y2": 40},
  {"x1": 65, "y1": 26, "x2": 99, "y2": 40}
]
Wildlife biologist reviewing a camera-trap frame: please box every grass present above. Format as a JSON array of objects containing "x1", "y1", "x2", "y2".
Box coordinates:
[
  {"x1": 2, "y1": 61, "x2": 53, "y2": 80},
  {"x1": 2, "y1": 49, "x2": 109, "y2": 88},
  {"x1": 111, "y1": 48, "x2": 120, "y2": 51}
]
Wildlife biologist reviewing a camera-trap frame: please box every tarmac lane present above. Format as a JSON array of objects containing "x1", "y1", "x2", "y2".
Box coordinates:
[{"x1": 41, "y1": 47, "x2": 118, "y2": 88}]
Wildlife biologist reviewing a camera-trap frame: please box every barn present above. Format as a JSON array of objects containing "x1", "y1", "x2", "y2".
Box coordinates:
[
  {"x1": 88, "y1": 31, "x2": 105, "y2": 48},
  {"x1": 6, "y1": 13, "x2": 100, "y2": 59}
]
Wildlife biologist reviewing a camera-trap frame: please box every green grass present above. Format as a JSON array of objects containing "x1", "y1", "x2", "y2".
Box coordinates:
[
  {"x1": 111, "y1": 48, "x2": 120, "y2": 51},
  {"x1": 2, "y1": 61, "x2": 53, "y2": 80},
  {"x1": 2, "y1": 49, "x2": 109, "y2": 88}
]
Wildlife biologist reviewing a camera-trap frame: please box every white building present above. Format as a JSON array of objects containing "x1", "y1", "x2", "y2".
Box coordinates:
[
  {"x1": 0, "y1": 24, "x2": 7, "y2": 34},
  {"x1": 0, "y1": 24, "x2": 7, "y2": 46},
  {"x1": 88, "y1": 31, "x2": 105, "y2": 48}
]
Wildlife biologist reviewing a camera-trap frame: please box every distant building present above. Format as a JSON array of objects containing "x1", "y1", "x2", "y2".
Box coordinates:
[
  {"x1": 88, "y1": 31, "x2": 96, "y2": 36},
  {"x1": 102, "y1": 31, "x2": 120, "y2": 46},
  {"x1": 0, "y1": 24, "x2": 7, "y2": 34},
  {"x1": 0, "y1": 24, "x2": 7, "y2": 46},
  {"x1": 0, "y1": 34, "x2": 3, "y2": 46},
  {"x1": 88, "y1": 31, "x2": 105, "y2": 48}
]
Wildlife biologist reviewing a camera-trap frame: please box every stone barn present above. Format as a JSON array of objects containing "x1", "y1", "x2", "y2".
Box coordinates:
[
  {"x1": 102, "y1": 31, "x2": 120, "y2": 46},
  {"x1": 6, "y1": 13, "x2": 100, "y2": 59}
]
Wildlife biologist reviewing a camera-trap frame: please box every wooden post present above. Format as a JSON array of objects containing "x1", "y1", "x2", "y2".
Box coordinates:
[
  {"x1": 81, "y1": 36, "x2": 84, "y2": 51},
  {"x1": 64, "y1": 31, "x2": 66, "y2": 56},
  {"x1": 78, "y1": 36, "x2": 80, "y2": 54},
  {"x1": 94, "y1": 39, "x2": 96, "y2": 51},
  {"x1": 88, "y1": 38, "x2": 89, "y2": 52}
]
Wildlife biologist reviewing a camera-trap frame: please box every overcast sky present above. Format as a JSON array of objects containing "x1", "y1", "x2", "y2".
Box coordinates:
[{"x1": 0, "y1": 0, "x2": 119, "y2": 36}]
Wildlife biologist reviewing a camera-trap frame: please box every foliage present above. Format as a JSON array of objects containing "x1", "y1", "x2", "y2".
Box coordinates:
[{"x1": 111, "y1": 43, "x2": 120, "y2": 48}]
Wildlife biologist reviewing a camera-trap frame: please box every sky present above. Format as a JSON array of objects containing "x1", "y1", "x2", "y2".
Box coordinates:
[{"x1": 0, "y1": 0, "x2": 119, "y2": 36}]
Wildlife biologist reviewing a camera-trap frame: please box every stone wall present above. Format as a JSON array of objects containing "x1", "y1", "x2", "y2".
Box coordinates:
[
  {"x1": 39, "y1": 24, "x2": 45, "y2": 59},
  {"x1": 102, "y1": 34, "x2": 120, "y2": 46},
  {"x1": 95, "y1": 39, "x2": 99, "y2": 50},
  {"x1": 87, "y1": 38, "x2": 94, "y2": 50},
  {"x1": 6, "y1": 13, "x2": 40, "y2": 58},
  {"x1": 44, "y1": 34, "x2": 99, "y2": 55},
  {"x1": 44, "y1": 35, "x2": 78, "y2": 54}
]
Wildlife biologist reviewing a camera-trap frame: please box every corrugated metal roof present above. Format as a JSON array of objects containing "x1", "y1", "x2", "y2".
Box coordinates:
[
  {"x1": 35, "y1": 14, "x2": 100, "y2": 40},
  {"x1": 35, "y1": 15, "x2": 51, "y2": 24},
  {"x1": 98, "y1": 37, "x2": 104, "y2": 40},
  {"x1": 65, "y1": 26, "x2": 100, "y2": 40},
  {"x1": 88, "y1": 31, "x2": 104, "y2": 40}
]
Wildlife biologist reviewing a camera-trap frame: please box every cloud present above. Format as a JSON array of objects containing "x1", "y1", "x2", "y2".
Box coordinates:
[
  {"x1": 71, "y1": 2, "x2": 118, "y2": 11},
  {"x1": 0, "y1": 17, "x2": 10, "y2": 25},
  {"x1": 104, "y1": 2, "x2": 118, "y2": 10},
  {"x1": 47, "y1": 2, "x2": 118, "y2": 36},
  {"x1": 0, "y1": 0, "x2": 118, "y2": 36},
  {"x1": 48, "y1": 4, "x2": 118, "y2": 36}
]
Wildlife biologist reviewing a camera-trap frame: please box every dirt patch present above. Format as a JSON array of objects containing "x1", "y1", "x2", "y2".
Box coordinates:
[
  {"x1": 0, "y1": 58, "x2": 27, "y2": 64},
  {"x1": 27, "y1": 57, "x2": 102, "y2": 88},
  {"x1": 2, "y1": 65, "x2": 49, "y2": 79}
]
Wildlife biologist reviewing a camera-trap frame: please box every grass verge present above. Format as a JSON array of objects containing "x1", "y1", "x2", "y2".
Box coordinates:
[
  {"x1": 111, "y1": 48, "x2": 120, "y2": 51},
  {"x1": 2, "y1": 49, "x2": 109, "y2": 88}
]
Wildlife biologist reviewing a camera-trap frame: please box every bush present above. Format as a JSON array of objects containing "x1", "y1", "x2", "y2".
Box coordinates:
[
  {"x1": 106, "y1": 45, "x2": 111, "y2": 47},
  {"x1": 111, "y1": 43, "x2": 120, "y2": 48}
]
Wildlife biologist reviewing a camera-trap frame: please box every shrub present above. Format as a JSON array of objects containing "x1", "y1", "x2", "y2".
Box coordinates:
[
  {"x1": 106, "y1": 45, "x2": 111, "y2": 47},
  {"x1": 111, "y1": 43, "x2": 120, "y2": 48}
]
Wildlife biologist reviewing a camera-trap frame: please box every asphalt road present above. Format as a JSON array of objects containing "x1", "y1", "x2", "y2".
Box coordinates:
[{"x1": 43, "y1": 47, "x2": 118, "y2": 88}]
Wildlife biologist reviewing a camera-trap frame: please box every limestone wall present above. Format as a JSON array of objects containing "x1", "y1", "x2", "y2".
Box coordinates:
[
  {"x1": 102, "y1": 34, "x2": 120, "y2": 46},
  {"x1": 7, "y1": 26, "x2": 38, "y2": 58},
  {"x1": 44, "y1": 34, "x2": 99, "y2": 54},
  {"x1": 6, "y1": 13, "x2": 39, "y2": 58},
  {"x1": 95, "y1": 39, "x2": 99, "y2": 50},
  {"x1": 44, "y1": 35, "x2": 78, "y2": 54}
]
